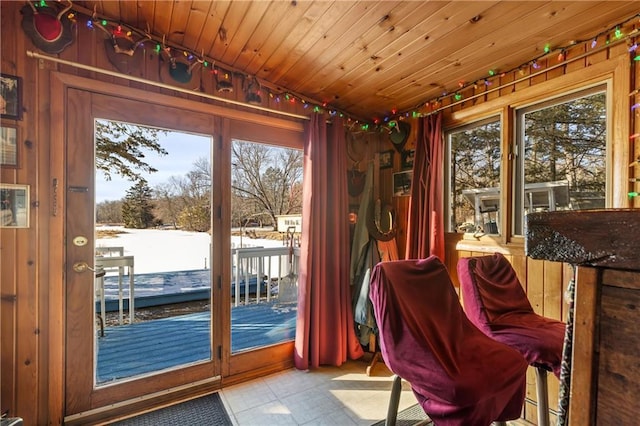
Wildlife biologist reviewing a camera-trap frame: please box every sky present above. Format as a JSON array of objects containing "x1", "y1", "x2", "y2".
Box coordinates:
[{"x1": 96, "y1": 129, "x2": 212, "y2": 203}]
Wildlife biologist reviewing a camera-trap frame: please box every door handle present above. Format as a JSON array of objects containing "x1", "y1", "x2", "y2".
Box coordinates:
[{"x1": 73, "y1": 262, "x2": 96, "y2": 273}]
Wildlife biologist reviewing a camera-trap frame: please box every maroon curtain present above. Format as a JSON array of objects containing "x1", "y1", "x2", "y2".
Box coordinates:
[
  {"x1": 294, "y1": 113, "x2": 364, "y2": 369},
  {"x1": 405, "y1": 113, "x2": 445, "y2": 260}
]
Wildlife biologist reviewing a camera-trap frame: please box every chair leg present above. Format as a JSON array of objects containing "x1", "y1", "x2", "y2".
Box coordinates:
[
  {"x1": 492, "y1": 422, "x2": 508, "y2": 426},
  {"x1": 385, "y1": 375, "x2": 402, "y2": 426},
  {"x1": 535, "y1": 367, "x2": 550, "y2": 426}
]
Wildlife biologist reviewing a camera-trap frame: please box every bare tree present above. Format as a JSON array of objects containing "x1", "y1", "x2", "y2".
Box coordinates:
[
  {"x1": 231, "y1": 141, "x2": 303, "y2": 226},
  {"x1": 153, "y1": 157, "x2": 211, "y2": 232}
]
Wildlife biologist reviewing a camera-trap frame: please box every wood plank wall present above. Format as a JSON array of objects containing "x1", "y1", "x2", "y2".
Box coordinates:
[
  {"x1": 445, "y1": 238, "x2": 574, "y2": 425},
  {"x1": 0, "y1": 1, "x2": 638, "y2": 424},
  {"x1": 439, "y1": 31, "x2": 637, "y2": 425}
]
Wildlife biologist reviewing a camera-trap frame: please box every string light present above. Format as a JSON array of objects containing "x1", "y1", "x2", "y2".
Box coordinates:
[
  {"x1": 60, "y1": 4, "x2": 640, "y2": 127},
  {"x1": 395, "y1": 12, "x2": 640, "y2": 119},
  {"x1": 74, "y1": 6, "x2": 362, "y2": 126}
]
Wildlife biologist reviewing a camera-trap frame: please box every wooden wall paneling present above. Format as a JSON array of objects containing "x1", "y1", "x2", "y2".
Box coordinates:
[
  {"x1": 568, "y1": 266, "x2": 599, "y2": 426},
  {"x1": 565, "y1": 43, "x2": 587, "y2": 74},
  {"x1": 545, "y1": 56, "x2": 566, "y2": 81},
  {"x1": 0, "y1": 227, "x2": 17, "y2": 417},
  {"x1": 498, "y1": 70, "x2": 515, "y2": 97},
  {"x1": 530, "y1": 59, "x2": 549, "y2": 87},
  {"x1": 143, "y1": 47, "x2": 162, "y2": 95},
  {"x1": 392, "y1": 195, "x2": 409, "y2": 260},
  {"x1": 510, "y1": 254, "x2": 527, "y2": 290},
  {"x1": 451, "y1": 248, "x2": 472, "y2": 288},
  {"x1": 526, "y1": 258, "x2": 545, "y2": 314},
  {"x1": 543, "y1": 260, "x2": 563, "y2": 320},
  {"x1": 524, "y1": 366, "x2": 539, "y2": 425},
  {"x1": 10, "y1": 2, "x2": 40, "y2": 419},
  {"x1": 76, "y1": 15, "x2": 98, "y2": 81},
  {"x1": 513, "y1": 66, "x2": 532, "y2": 92},
  {"x1": 0, "y1": 2, "x2": 18, "y2": 417}
]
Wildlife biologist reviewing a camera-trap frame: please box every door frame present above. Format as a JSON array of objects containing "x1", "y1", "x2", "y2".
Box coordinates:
[{"x1": 48, "y1": 72, "x2": 304, "y2": 423}]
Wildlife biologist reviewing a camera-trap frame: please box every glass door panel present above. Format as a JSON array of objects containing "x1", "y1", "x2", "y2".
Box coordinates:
[
  {"x1": 229, "y1": 139, "x2": 302, "y2": 354},
  {"x1": 94, "y1": 120, "x2": 213, "y2": 384}
]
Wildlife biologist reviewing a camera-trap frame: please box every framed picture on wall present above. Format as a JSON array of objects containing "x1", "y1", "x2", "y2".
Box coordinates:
[
  {"x1": 1, "y1": 74, "x2": 23, "y2": 120},
  {"x1": 393, "y1": 170, "x2": 412, "y2": 197},
  {"x1": 1, "y1": 184, "x2": 30, "y2": 228},
  {"x1": 0, "y1": 124, "x2": 18, "y2": 167},
  {"x1": 401, "y1": 149, "x2": 415, "y2": 170},
  {"x1": 379, "y1": 149, "x2": 394, "y2": 169}
]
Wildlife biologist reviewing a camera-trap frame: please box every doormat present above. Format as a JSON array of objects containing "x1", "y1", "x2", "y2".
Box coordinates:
[
  {"x1": 371, "y1": 403, "x2": 432, "y2": 426},
  {"x1": 111, "y1": 392, "x2": 232, "y2": 426}
]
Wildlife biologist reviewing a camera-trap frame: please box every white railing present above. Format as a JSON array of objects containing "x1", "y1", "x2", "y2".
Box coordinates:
[{"x1": 232, "y1": 246, "x2": 300, "y2": 306}]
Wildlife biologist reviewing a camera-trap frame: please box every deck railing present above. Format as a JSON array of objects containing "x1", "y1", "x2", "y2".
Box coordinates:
[
  {"x1": 96, "y1": 245, "x2": 301, "y2": 320},
  {"x1": 231, "y1": 246, "x2": 300, "y2": 306}
]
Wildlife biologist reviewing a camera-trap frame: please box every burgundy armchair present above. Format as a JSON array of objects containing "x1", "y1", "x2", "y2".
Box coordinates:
[
  {"x1": 369, "y1": 256, "x2": 527, "y2": 426},
  {"x1": 457, "y1": 253, "x2": 566, "y2": 426}
]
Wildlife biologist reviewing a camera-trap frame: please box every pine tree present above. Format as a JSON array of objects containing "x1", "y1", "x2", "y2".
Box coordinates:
[{"x1": 122, "y1": 179, "x2": 156, "y2": 229}]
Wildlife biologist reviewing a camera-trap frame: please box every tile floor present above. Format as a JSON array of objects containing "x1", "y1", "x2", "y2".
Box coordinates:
[
  {"x1": 219, "y1": 358, "x2": 419, "y2": 426},
  {"x1": 219, "y1": 357, "x2": 533, "y2": 426}
]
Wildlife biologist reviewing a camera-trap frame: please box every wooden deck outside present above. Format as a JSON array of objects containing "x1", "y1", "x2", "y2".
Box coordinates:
[{"x1": 97, "y1": 301, "x2": 297, "y2": 384}]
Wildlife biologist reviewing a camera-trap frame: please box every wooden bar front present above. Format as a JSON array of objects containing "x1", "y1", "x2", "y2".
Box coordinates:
[{"x1": 525, "y1": 209, "x2": 640, "y2": 425}]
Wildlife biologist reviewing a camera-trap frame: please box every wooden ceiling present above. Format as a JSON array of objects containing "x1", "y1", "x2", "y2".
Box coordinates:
[{"x1": 72, "y1": 1, "x2": 640, "y2": 120}]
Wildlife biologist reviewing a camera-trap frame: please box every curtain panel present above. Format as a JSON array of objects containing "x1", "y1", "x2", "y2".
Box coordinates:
[
  {"x1": 405, "y1": 113, "x2": 445, "y2": 261},
  {"x1": 294, "y1": 113, "x2": 363, "y2": 369}
]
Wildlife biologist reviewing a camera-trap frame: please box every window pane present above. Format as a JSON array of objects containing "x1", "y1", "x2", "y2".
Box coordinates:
[
  {"x1": 516, "y1": 90, "x2": 606, "y2": 234},
  {"x1": 447, "y1": 119, "x2": 501, "y2": 234},
  {"x1": 94, "y1": 121, "x2": 213, "y2": 385},
  {"x1": 229, "y1": 140, "x2": 302, "y2": 354}
]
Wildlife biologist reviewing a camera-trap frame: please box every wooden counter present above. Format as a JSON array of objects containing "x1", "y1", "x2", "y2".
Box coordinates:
[{"x1": 525, "y1": 209, "x2": 640, "y2": 425}]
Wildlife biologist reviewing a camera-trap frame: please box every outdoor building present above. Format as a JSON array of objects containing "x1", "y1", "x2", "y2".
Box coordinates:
[{"x1": 1, "y1": 2, "x2": 639, "y2": 425}]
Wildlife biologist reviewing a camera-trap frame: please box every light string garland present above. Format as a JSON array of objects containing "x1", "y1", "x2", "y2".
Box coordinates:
[
  {"x1": 36, "y1": 0, "x2": 369, "y2": 129},
  {"x1": 29, "y1": 1, "x2": 640, "y2": 136},
  {"x1": 392, "y1": 12, "x2": 640, "y2": 122}
]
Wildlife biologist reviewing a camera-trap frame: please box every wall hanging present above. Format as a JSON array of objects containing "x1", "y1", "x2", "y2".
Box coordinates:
[
  {"x1": 0, "y1": 74, "x2": 22, "y2": 120},
  {"x1": 0, "y1": 184, "x2": 30, "y2": 228},
  {"x1": 21, "y1": 1, "x2": 75, "y2": 54},
  {"x1": 0, "y1": 124, "x2": 18, "y2": 168}
]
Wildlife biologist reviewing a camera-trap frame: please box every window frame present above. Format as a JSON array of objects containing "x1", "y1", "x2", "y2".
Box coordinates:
[
  {"x1": 513, "y1": 84, "x2": 609, "y2": 235},
  {"x1": 445, "y1": 56, "x2": 626, "y2": 247},
  {"x1": 444, "y1": 115, "x2": 502, "y2": 236}
]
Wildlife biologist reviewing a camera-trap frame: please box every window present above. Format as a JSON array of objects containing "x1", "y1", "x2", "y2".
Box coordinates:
[
  {"x1": 514, "y1": 86, "x2": 607, "y2": 234},
  {"x1": 445, "y1": 118, "x2": 501, "y2": 234}
]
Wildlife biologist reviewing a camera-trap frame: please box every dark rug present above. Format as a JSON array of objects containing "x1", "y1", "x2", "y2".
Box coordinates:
[
  {"x1": 111, "y1": 393, "x2": 232, "y2": 426},
  {"x1": 372, "y1": 403, "x2": 432, "y2": 426}
]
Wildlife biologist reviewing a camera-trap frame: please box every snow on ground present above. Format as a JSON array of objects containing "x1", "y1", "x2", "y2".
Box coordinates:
[{"x1": 96, "y1": 225, "x2": 284, "y2": 274}]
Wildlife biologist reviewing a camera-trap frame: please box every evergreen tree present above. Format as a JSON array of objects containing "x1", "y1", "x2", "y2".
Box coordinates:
[
  {"x1": 96, "y1": 120, "x2": 168, "y2": 183},
  {"x1": 122, "y1": 179, "x2": 156, "y2": 229}
]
